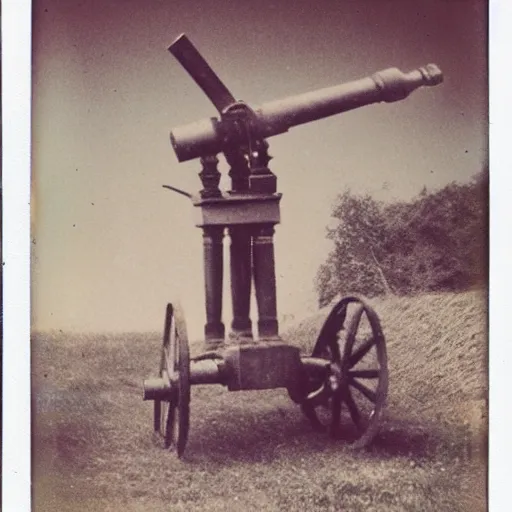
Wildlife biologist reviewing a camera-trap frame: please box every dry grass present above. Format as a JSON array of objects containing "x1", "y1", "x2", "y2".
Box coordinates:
[{"x1": 32, "y1": 290, "x2": 487, "y2": 511}]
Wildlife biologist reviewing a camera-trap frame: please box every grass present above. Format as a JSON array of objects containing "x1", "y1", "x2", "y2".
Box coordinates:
[{"x1": 32, "y1": 290, "x2": 487, "y2": 511}]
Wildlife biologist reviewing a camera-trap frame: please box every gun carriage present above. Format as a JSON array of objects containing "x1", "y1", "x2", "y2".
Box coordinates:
[{"x1": 142, "y1": 34, "x2": 443, "y2": 457}]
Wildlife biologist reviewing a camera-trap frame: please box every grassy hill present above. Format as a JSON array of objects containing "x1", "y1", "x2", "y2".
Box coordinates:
[{"x1": 31, "y1": 290, "x2": 487, "y2": 511}]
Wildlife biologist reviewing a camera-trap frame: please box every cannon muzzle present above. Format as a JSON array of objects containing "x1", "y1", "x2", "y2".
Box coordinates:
[{"x1": 170, "y1": 63, "x2": 443, "y2": 162}]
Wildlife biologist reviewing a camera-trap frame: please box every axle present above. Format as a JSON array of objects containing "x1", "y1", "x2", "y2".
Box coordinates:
[
  {"x1": 143, "y1": 359, "x2": 226, "y2": 400},
  {"x1": 142, "y1": 351, "x2": 330, "y2": 400}
]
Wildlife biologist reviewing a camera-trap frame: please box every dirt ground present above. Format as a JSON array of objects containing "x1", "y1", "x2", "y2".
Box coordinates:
[{"x1": 31, "y1": 290, "x2": 487, "y2": 511}]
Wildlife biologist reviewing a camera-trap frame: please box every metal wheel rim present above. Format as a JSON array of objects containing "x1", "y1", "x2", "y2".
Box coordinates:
[
  {"x1": 339, "y1": 302, "x2": 388, "y2": 448},
  {"x1": 153, "y1": 303, "x2": 191, "y2": 457},
  {"x1": 302, "y1": 297, "x2": 388, "y2": 448}
]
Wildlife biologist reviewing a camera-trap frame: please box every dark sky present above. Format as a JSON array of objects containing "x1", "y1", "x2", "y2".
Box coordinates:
[{"x1": 31, "y1": 0, "x2": 487, "y2": 335}]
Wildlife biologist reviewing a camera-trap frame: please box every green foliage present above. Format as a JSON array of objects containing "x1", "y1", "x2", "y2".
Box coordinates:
[{"x1": 316, "y1": 169, "x2": 488, "y2": 306}]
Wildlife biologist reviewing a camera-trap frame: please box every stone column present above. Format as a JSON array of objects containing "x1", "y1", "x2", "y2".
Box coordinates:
[
  {"x1": 229, "y1": 226, "x2": 253, "y2": 340},
  {"x1": 202, "y1": 226, "x2": 225, "y2": 345},
  {"x1": 252, "y1": 224, "x2": 280, "y2": 339}
]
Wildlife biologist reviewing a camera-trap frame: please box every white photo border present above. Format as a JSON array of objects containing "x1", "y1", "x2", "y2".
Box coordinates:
[
  {"x1": 2, "y1": 1, "x2": 32, "y2": 510},
  {"x1": 2, "y1": 0, "x2": 510, "y2": 510}
]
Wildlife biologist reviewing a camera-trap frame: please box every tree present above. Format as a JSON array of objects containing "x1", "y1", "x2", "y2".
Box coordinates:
[
  {"x1": 315, "y1": 191, "x2": 392, "y2": 306},
  {"x1": 315, "y1": 169, "x2": 488, "y2": 304}
]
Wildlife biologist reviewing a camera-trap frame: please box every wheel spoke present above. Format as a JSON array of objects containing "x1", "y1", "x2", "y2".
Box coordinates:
[
  {"x1": 174, "y1": 333, "x2": 179, "y2": 371},
  {"x1": 348, "y1": 369, "x2": 380, "y2": 379},
  {"x1": 348, "y1": 338, "x2": 375, "y2": 367},
  {"x1": 344, "y1": 389, "x2": 362, "y2": 430},
  {"x1": 350, "y1": 378, "x2": 377, "y2": 403},
  {"x1": 163, "y1": 347, "x2": 177, "y2": 381},
  {"x1": 161, "y1": 402, "x2": 168, "y2": 438},
  {"x1": 154, "y1": 400, "x2": 161, "y2": 432},
  {"x1": 167, "y1": 401, "x2": 179, "y2": 448},
  {"x1": 330, "y1": 395, "x2": 341, "y2": 436},
  {"x1": 351, "y1": 306, "x2": 364, "y2": 333}
]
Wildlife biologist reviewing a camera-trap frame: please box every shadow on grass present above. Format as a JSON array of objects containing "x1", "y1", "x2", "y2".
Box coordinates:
[
  {"x1": 364, "y1": 413, "x2": 472, "y2": 464},
  {"x1": 183, "y1": 403, "x2": 329, "y2": 464},
  {"x1": 179, "y1": 397, "x2": 462, "y2": 465},
  {"x1": 366, "y1": 424, "x2": 435, "y2": 459}
]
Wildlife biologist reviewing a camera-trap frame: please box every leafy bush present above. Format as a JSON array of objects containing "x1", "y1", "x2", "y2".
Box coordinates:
[{"x1": 316, "y1": 169, "x2": 488, "y2": 306}]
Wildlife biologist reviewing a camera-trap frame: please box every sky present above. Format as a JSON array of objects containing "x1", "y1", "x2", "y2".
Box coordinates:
[{"x1": 31, "y1": 0, "x2": 488, "y2": 337}]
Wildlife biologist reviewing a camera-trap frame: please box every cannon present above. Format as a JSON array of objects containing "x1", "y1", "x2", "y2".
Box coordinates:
[{"x1": 142, "y1": 34, "x2": 443, "y2": 457}]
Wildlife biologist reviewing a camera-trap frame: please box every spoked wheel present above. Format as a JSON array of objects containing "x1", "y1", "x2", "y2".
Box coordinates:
[
  {"x1": 301, "y1": 297, "x2": 388, "y2": 449},
  {"x1": 153, "y1": 303, "x2": 191, "y2": 457}
]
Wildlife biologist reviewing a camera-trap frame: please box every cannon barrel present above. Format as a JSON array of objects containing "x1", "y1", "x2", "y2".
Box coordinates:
[{"x1": 170, "y1": 63, "x2": 443, "y2": 162}]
